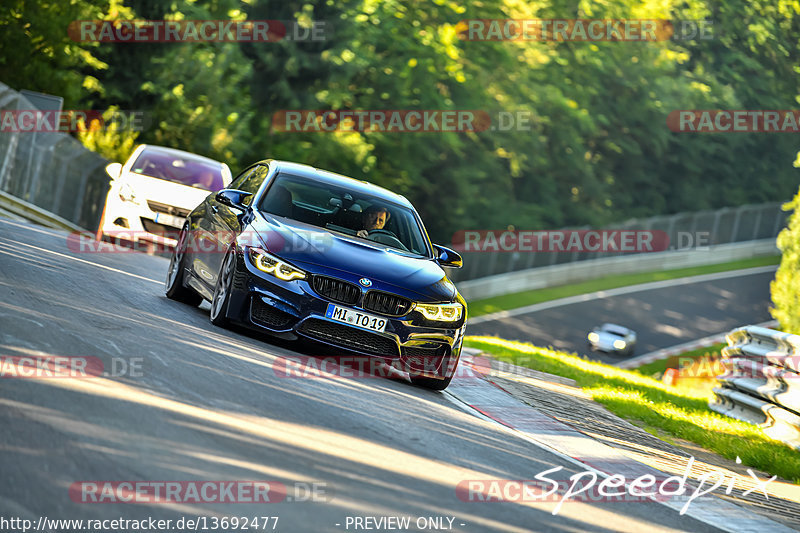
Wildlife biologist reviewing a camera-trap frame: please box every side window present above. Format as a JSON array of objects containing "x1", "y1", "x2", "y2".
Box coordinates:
[
  {"x1": 238, "y1": 165, "x2": 269, "y2": 205},
  {"x1": 228, "y1": 166, "x2": 259, "y2": 190}
]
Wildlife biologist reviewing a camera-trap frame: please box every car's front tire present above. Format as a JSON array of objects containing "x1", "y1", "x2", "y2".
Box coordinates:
[
  {"x1": 165, "y1": 224, "x2": 202, "y2": 306},
  {"x1": 409, "y1": 374, "x2": 452, "y2": 391},
  {"x1": 210, "y1": 249, "x2": 236, "y2": 327},
  {"x1": 409, "y1": 351, "x2": 459, "y2": 391}
]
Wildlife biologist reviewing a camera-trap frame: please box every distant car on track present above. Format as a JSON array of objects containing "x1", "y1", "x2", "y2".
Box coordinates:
[
  {"x1": 164, "y1": 159, "x2": 467, "y2": 390},
  {"x1": 99, "y1": 144, "x2": 231, "y2": 249},
  {"x1": 587, "y1": 323, "x2": 636, "y2": 356}
]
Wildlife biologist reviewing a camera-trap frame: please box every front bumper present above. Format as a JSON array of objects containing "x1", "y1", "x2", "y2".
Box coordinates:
[
  {"x1": 100, "y1": 192, "x2": 186, "y2": 248},
  {"x1": 226, "y1": 249, "x2": 465, "y2": 380},
  {"x1": 589, "y1": 340, "x2": 635, "y2": 354}
]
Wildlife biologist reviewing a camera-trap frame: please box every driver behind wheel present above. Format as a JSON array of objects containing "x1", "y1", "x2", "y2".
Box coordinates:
[{"x1": 357, "y1": 205, "x2": 390, "y2": 238}]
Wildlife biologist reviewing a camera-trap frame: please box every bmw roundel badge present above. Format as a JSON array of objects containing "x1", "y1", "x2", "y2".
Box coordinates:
[{"x1": 359, "y1": 278, "x2": 372, "y2": 287}]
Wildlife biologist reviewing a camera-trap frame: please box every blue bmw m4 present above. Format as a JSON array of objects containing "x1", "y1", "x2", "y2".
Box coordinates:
[{"x1": 165, "y1": 160, "x2": 466, "y2": 390}]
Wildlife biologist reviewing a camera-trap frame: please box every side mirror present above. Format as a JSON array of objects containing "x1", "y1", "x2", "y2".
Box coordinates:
[
  {"x1": 105, "y1": 162, "x2": 122, "y2": 180},
  {"x1": 215, "y1": 189, "x2": 252, "y2": 211},
  {"x1": 433, "y1": 244, "x2": 463, "y2": 268}
]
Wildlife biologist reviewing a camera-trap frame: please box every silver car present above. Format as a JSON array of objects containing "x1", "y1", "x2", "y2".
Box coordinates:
[{"x1": 587, "y1": 323, "x2": 636, "y2": 356}]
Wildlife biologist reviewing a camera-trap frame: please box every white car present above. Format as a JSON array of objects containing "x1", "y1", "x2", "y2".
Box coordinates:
[
  {"x1": 587, "y1": 323, "x2": 637, "y2": 356},
  {"x1": 99, "y1": 144, "x2": 231, "y2": 249}
]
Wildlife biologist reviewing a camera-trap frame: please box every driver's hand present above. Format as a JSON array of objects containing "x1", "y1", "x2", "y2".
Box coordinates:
[{"x1": 357, "y1": 229, "x2": 369, "y2": 238}]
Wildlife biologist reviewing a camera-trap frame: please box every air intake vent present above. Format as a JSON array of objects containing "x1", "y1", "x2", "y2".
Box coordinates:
[
  {"x1": 147, "y1": 201, "x2": 191, "y2": 218},
  {"x1": 312, "y1": 276, "x2": 361, "y2": 305},
  {"x1": 250, "y1": 299, "x2": 294, "y2": 329},
  {"x1": 298, "y1": 319, "x2": 399, "y2": 358},
  {"x1": 363, "y1": 291, "x2": 413, "y2": 317}
]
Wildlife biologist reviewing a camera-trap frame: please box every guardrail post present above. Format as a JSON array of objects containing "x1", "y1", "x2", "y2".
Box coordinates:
[
  {"x1": 730, "y1": 207, "x2": 743, "y2": 243},
  {"x1": 772, "y1": 207, "x2": 786, "y2": 238},
  {"x1": 0, "y1": 131, "x2": 18, "y2": 192}
]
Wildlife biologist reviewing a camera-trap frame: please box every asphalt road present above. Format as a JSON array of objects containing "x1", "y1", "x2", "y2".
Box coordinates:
[
  {"x1": 0, "y1": 217, "x2": 729, "y2": 532},
  {"x1": 467, "y1": 269, "x2": 775, "y2": 365}
]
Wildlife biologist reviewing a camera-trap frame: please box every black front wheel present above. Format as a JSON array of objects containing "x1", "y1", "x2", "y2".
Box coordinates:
[
  {"x1": 210, "y1": 249, "x2": 236, "y2": 327},
  {"x1": 409, "y1": 351, "x2": 458, "y2": 391},
  {"x1": 165, "y1": 224, "x2": 202, "y2": 306},
  {"x1": 409, "y1": 374, "x2": 452, "y2": 391}
]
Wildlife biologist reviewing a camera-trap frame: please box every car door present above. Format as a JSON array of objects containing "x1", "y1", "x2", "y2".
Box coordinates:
[
  {"x1": 203, "y1": 164, "x2": 270, "y2": 287},
  {"x1": 190, "y1": 165, "x2": 257, "y2": 288}
]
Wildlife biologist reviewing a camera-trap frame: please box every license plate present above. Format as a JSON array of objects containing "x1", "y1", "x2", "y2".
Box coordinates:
[
  {"x1": 153, "y1": 212, "x2": 185, "y2": 228},
  {"x1": 325, "y1": 304, "x2": 387, "y2": 332}
]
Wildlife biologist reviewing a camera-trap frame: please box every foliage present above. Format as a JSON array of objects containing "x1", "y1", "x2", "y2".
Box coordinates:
[
  {"x1": 771, "y1": 183, "x2": 800, "y2": 334},
  {"x1": 3, "y1": 0, "x2": 800, "y2": 243},
  {"x1": 75, "y1": 106, "x2": 140, "y2": 162}
]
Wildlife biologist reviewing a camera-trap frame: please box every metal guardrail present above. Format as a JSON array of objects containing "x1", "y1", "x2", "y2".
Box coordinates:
[
  {"x1": 457, "y1": 239, "x2": 778, "y2": 301},
  {"x1": 0, "y1": 189, "x2": 85, "y2": 232},
  {"x1": 450, "y1": 202, "x2": 787, "y2": 283},
  {"x1": 0, "y1": 82, "x2": 110, "y2": 231},
  {"x1": 709, "y1": 325, "x2": 800, "y2": 450}
]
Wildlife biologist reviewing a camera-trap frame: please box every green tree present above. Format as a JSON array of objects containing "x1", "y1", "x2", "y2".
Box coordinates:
[
  {"x1": 771, "y1": 175, "x2": 800, "y2": 334},
  {"x1": 0, "y1": 0, "x2": 121, "y2": 106}
]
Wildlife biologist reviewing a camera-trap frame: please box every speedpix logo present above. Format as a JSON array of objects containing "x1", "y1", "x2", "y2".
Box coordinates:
[{"x1": 457, "y1": 457, "x2": 775, "y2": 516}]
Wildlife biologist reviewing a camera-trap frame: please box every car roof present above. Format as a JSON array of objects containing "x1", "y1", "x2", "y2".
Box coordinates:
[
  {"x1": 138, "y1": 144, "x2": 224, "y2": 166},
  {"x1": 265, "y1": 159, "x2": 412, "y2": 208},
  {"x1": 600, "y1": 323, "x2": 632, "y2": 334}
]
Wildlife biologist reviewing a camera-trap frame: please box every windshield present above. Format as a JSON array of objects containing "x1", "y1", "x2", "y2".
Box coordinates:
[
  {"x1": 130, "y1": 148, "x2": 226, "y2": 191},
  {"x1": 258, "y1": 173, "x2": 431, "y2": 257},
  {"x1": 602, "y1": 326, "x2": 629, "y2": 337}
]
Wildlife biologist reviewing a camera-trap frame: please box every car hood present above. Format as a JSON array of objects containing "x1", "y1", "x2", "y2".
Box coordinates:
[
  {"x1": 247, "y1": 214, "x2": 456, "y2": 302},
  {"x1": 121, "y1": 172, "x2": 211, "y2": 212}
]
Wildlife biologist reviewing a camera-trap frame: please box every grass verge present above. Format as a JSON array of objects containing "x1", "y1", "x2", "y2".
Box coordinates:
[
  {"x1": 634, "y1": 343, "x2": 727, "y2": 379},
  {"x1": 467, "y1": 255, "x2": 779, "y2": 317},
  {"x1": 465, "y1": 335, "x2": 800, "y2": 483}
]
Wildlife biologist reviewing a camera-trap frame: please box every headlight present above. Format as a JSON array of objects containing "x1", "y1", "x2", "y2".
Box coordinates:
[
  {"x1": 588, "y1": 332, "x2": 599, "y2": 342},
  {"x1": 613, "y1": 339, "x2": 627, "y2": 350},
  {"x1": 249, "y1": 247, "x2": 306, "y2": 281},
  {"x1": 118, "y1": 182, "x2": 137, "y2": 202},
  {"x1": 414, "y1": 302, "x2": 463, "y2": 322}
]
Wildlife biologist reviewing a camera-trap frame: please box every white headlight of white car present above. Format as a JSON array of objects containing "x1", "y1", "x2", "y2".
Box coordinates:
[{"x1": 118, "y1": 182, "x2": 137, "y2": 203}]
